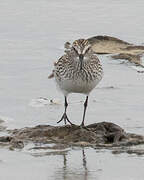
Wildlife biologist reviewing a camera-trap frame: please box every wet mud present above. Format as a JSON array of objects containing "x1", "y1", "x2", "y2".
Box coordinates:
[
  {"x1": 88, "y1": 35, "x2": 144, "y2": 67},
  {"x1": 0, "y1": 122, "x2": 144, "y2": 155},
  {"x1": 111, "y1": 53, "x2": 142, "y2": 66}
]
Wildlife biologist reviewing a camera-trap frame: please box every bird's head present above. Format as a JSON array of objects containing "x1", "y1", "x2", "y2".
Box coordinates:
[{"x1": 72, "y1": 39, "x2": 92, "y2": 69}]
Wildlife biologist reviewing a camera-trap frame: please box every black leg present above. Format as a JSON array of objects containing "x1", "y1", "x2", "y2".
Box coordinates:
[
  {"x1": 57, "y1": 96, "x2": 73, "y2": 125},
  {"x1": 81, "y1": 96, "x2": 88, "y2": 127},
  {"x1": 63, "y1": 96, "x2": 68, "y2": 124}
]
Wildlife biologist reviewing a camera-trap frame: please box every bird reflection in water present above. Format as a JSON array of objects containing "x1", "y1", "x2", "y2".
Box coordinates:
[{"x1": 54, "y1": 148, "x2": 98, "y2": 180}]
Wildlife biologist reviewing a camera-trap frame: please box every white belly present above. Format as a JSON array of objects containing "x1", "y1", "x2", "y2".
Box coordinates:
[{"x1": 55, "y1": 77, "x2": 101, "y2": 95}]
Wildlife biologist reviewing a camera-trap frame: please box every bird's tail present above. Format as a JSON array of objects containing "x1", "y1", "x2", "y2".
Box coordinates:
[{"x1": 48, "y1": 72, "x2": 54, "y2": 79}]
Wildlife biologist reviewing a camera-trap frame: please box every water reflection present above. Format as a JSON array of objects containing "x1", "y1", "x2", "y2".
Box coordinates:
[
  {"x1": 54, "y1": 148, "x2": 98, "y2": 180},
  {"x1": 82, "y1": 149, "x2": 88, "y2": 180}
]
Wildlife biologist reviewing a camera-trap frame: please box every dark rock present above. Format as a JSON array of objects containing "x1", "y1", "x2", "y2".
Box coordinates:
[{"x1": 0, "y1": 136, "x2": 12, "y2": 142}]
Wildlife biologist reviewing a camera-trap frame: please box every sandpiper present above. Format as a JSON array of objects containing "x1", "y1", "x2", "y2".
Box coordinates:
[{"x1": 49, "y1": 39, "x2": 103, "y2": 126}]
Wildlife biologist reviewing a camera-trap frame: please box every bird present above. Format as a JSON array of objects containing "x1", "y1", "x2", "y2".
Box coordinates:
[{"x1": 48, "y1": 39, "x2": 103, "y2": 126}]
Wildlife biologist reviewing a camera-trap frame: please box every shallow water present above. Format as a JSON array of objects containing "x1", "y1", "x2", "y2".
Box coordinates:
[
  {"x1": 0, "y1": 147, "x2": 144, "y2": 180},
  {"x1": 0, "y1": 0, "x2": 144, "y2": 179}
]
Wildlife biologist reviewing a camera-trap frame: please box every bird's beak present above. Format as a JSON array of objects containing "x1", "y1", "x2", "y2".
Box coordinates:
[{"x1": 79, "y1": 54, "x2": 84, "y2": 70}]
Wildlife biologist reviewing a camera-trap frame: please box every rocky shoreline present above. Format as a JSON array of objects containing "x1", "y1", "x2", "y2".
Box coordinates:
[
  {"x1": 0, "y1": 122, "x2": 144, "y2": 156},
  {"x1": 88, "y1": 35, "x2": 144, "y2": 68}
]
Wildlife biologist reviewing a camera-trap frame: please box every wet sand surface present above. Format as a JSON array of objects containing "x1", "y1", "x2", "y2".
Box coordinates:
[{"x1": 0, "y1": 0, "x2": 144, "y2": 179}]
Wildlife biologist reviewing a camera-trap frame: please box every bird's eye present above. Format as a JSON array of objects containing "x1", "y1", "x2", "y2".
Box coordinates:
[
  {"x1": 84, "y1": 47, "x2": 90, "y2": 54},
  {"x1": 72, "y1": 47, "x2": 79, "y2": 55}
]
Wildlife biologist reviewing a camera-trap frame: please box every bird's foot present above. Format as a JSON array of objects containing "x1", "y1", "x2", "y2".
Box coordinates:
[
  {"x1": 80, "y1": 122, "x2": 84, "y2": 127},
  {"x1": 79, "y1": 123, "x2": 90, "y2": 131},
  {"x1": 57, "y1": 113, "x2": 73, "y2": 125}
]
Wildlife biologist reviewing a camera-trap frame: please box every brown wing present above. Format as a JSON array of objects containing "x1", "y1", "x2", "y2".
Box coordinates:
[
  {"x1": 48, "y1": 54, "x2": 69, "y2": 79},
  {"x1": 48, "y1": 72, "x2": 54, "y2": 79},
  {"x1": 48, "y1": 60, "x2": 58, "y2": 79}
]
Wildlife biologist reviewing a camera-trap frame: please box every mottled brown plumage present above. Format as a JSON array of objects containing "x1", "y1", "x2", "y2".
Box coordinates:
[{"x1": 49, "y1": 39, "x2": 103, "y2": 126}]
